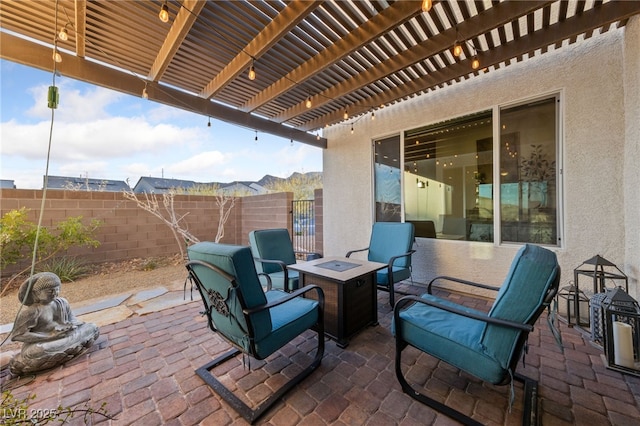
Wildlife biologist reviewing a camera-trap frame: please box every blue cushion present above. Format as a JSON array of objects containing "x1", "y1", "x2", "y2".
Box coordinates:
[
  {"x1": 377, "y1": 266, "x2": 411, "y2": 285},
  {"x1": 395, "y1": 294, "x2": 507, "y2": 384},
  {"x1": 264, "y1": 270, "x2": 300, "y2": 291},
  {"x1": 482, "y1": 244, "x2": 559, "y2": 364},
  {"x1": 187, "y1": 242, "x2": 272, "y2": 347},
  {"x1": 253, "y1": 290, "x2": 319, "y2": 359},
  {"x1": 249, "y1": 229, "x2": 297, "y2": 275},
  {"x1": 368, "y1": 222, "x2": 414, "y2": 268}
]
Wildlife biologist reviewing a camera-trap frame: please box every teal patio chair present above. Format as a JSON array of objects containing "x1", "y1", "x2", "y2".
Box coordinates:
[
  {"x1": 393, "y1": 244, "x2": 560, "y2": 426},
  {"x1": 249, "y1": 228, "x2": 321, "y2": 292},
  {"x1": 186, "y1": 242, "x2": 325, "y2": 424},
  {"x1": 346, "y1": 222, "x2": 415, "y2": 306}
]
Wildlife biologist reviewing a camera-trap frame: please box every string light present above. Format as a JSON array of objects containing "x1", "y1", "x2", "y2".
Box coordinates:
[
  {"x1": 351, "y1": 125, "x2": 354, "y2": 134},
  {"x1": 472, "y1": 56, "x2": 480, "y2": 70},
  {"x1": 159, "y1": 1, "x2": 169, "y2": 23},
  {"x1": 305, "y1": 96, "x2": 312, "y2": 109},
  {"x1": 421, "y1": 0, "x2": 432, "y2": 13},
  {"x1": 207, "y1": 116, "x2": 211, "y2": 127},
  {"x1": 52, "y1": 48, "x2": 62, "y2": 63},
  {"x1": 371, "y1": 111, "x2": 375, "y2": 121},
  {"x1": 453, "y1": 42, "x2": 462, "y2": 57},
  {"x1": 254, "y1": 130, "x2": 258, "y2": 142},
  {"x1": 58, "y1": 26, "x2": 69, "y2": 41},
  {"x1": 343, "y1": 109, "x2": 348, "y2": 120},
  {"x1": 248, "y1": 59, "x2": 256, "y2": 81}
]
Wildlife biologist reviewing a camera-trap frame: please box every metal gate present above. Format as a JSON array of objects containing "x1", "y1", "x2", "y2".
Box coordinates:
[{"x1": 292, "y1": 200, "x2": 315, "y2": 257}]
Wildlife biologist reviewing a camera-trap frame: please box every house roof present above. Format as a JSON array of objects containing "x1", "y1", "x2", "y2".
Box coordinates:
[
  {"x1": 2, "y1": 1, "x2": 639, "y2": 148},
  {"x1": 44, "y1": 175, "x2": 130, "y2": 191}
]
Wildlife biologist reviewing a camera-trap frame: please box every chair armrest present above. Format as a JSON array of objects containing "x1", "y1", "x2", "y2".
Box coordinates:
[
  {"x1": 257, "y1": 272, "x2": 273, "y2": 290},
  {"x1": 427, "y1": 275, "x2": 500, "y2": 294},
  {"x1": 388, "y1": 250, "x2": 416, "y2": 267},
  {"x1": 243, "y1": 285, "x2": 325, "y2": 315},
  {"x1": 253, "y1": 257, "x2": 291, "y2": 291},
  {"x1": 346, "y1": 247, "x2": 369, "y2": 258},
  {"x1": 394, "y1": 295, "x2": 533, "y2": 332}
]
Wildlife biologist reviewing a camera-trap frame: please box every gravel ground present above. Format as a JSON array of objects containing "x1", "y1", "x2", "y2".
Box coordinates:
[{"x1": 0, "y1": 257, "x2": 188, "y2": 326}]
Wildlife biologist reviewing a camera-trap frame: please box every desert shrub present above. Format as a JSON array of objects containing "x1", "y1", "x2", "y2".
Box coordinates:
[
  {"x1": 37, "y1": 257, "x2": 89, "y2": 282},
  {"x1": 0, "y1": 208, "x2": 101, "y2": 294}
]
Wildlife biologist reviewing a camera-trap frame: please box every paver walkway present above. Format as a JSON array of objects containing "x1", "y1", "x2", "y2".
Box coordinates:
[{"x1": 1, "y1": 281, "x2": 640, "y2": 425}]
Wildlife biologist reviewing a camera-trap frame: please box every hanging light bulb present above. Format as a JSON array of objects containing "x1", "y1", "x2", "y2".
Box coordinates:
[
  {"x1": 343, "y1": 110, "x2": 348, "y2": 120},
  {"x1": 472, "y1": 56, "x2": 480, "y2": 70},
  {"x1": 207, "y1": 117, "x2": 211, "y2": 127},
  {"x1": 453, "y1": 42, "x2": 462, "y2": 57},
  {"x1": 371, "y1": 111, "x2": 375, "y2": 121},
  {"x1": 142, "y1": 83, "x2": 149, "y2": 99},
  {"x1": 254, "y1": 130, "x2": 258, "y2": 142},
  {"x1": 316, "y1": 132, "x2": 320, "y2": 140},
  {"x1": 58, "y1": 26, "x2": 69, "y2": 41},
  {"x1": 305, "y1": 96, "x2": 312, "y2": 109},
  {"x1": 159, "y1": 1, "x2": 169, "y2": 23},
  {"x1": 421, "y1": 0, "x2": 432, "y2": 13},
  {"x1": 52, "y1": 48, "x2": 62, "y2": 63},
  {"x1": 351, "y1": 125, "x2": 354, "y2": 134},
  {"x1": 248, "y1": 58, "x2": 256, "y2": 81}
]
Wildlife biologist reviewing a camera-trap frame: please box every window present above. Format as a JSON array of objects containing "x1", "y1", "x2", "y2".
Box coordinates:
[
  {"x1": 373, "y1": 135, "x2": 402, "y2": 222},
  {"x1": 400, "y1": 95, "x2": 561, "y2": 245}
]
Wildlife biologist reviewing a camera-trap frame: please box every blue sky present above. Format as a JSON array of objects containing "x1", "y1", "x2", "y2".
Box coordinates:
[{"x1": 0, "y1": 60, "x2": 323, "y2": 189}]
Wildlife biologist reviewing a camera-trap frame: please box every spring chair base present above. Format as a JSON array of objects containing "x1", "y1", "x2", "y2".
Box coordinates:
[
  {"x1": 197, "y1": 341, "x2": 324, "y2": 424},
  {"x1": 395, "y1": 345, "x2": 539, "y2": 426}
]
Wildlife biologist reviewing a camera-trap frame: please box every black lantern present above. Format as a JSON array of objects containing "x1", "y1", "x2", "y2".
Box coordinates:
[
  {"x1": 574, "y1": 255, "x2": 628, "y2": 295},
  {"x1": 602, "y1": 287, "x2": 640, "y2": 376},
  {"x1": 557, "y1": 284, "x2": 590, "y2": 327},
  {"x1": 563, "y1": 255, "x2": 629, "y2": 329}
]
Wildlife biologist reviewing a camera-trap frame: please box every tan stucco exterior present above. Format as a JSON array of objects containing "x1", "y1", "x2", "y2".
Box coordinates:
[{"x1": 323, "y1": 17, "x2": 640, "y2": 300}]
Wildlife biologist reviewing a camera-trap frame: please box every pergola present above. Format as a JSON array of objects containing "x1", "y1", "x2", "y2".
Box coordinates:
[{"x1": 2, "y1": 0, "x2": 639, "y2": 148}]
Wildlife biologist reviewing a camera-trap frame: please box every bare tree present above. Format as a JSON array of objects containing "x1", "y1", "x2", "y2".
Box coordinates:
[
  {"x1": 122, "y1": 189, "x2": 199, "y2": 260},
  {"x1": 122, "y1": 183, "x2": 239, "y2": 259}
]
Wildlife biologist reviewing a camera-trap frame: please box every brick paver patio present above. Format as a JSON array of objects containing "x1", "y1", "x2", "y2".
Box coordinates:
[{"x1": 2, "y1": 283, "x2": 640, "y2": 425}]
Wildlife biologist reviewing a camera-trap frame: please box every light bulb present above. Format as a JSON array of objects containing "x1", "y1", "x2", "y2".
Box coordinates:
[
  {"x1": 472, "y1": 57, "x2": 480, "y2": 70},
  {"x1": 53, "y1": 49, "x2": 62, "y2": 63},
  {"x1": 305, "y1": 97, "x2": 312, "y2": 108},
  {"x1": 343, "y1": 110, "x2": 348, "y2": 120},
  {"x1": 159, "y1": 3, "x2": 169, "y2": 23},
  {"x1": 421, "y1": 0, "x2": 432, "y2": 13},
  {"x1": 58, "y1": 27, "x2": 68, "y2": 41},
  {"x1": 351, "y1": 126, "x2": 354, "y2": 134},
  {"x1": 248, "y1": 65, "x2": 256, "y2": 81},
  {"x1": 142, "y1": 87, "x2": 149, "y2": 99},
  {"x1": 453, "y1": 43, "x2": 462, "y2": 57},
  {"x1": 371, "y1": 111, "x2": 375, "y2": 121}
]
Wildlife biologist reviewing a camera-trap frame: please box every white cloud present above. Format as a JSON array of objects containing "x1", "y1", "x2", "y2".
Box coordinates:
[
  {"x1": 26, "y1": 82, "x2": 123, "y2": 122},
  {"x1": 167, "y1": 151, "x2": 228, "y2": 176}
]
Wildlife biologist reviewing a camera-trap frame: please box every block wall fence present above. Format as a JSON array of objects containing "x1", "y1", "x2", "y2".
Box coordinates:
[{"x1": 0, "y1": 188, "x2": 323, "y2": 276}]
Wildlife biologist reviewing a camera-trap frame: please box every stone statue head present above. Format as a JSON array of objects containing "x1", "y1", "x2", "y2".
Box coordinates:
[{"x1": 17, "y1": 272, "x2": 62, "y2": 305}]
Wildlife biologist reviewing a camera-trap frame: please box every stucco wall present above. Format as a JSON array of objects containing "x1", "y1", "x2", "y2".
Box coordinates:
[{"x1": 323, "y1": 22, "x2": 639, "y2": 299}]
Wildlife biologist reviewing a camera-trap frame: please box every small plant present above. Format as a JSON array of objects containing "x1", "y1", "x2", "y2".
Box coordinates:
[
  {"x1": 1, "y1": 390, "x2": 114, "y2": 424},
  {"x1": 139, "y1": 257, "x2": 161, "y2": 271},
  {"x1": 0, "y1": 209, "x2": 101, "y2": 296},
  {"x1": 37, "y1": 257, "x2": 89, "y2": 282}
]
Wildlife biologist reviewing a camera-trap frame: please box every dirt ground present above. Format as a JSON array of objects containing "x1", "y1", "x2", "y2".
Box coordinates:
[{"x1": 0, "y1": 256, "x2": 188, "y2": 326}]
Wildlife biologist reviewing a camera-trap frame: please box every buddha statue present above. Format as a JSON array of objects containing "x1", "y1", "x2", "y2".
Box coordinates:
[{"x1": 9, "y1": 272, "x2": 100, "y2": 375}]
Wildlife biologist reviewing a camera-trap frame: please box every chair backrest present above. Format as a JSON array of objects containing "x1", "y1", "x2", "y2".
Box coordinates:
[
  {"x1": 481, "y1": 244, "x2": 560, "y2": 366},
  {"x1": 249, "y1": 228, "x2": 297, "y2": 275},
  {"x1": 368, "y1": 222, "x2": 415, "y2": 267},
  {"x1": 187, "y1": 242, "x2": 272, "y2": 352}
]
